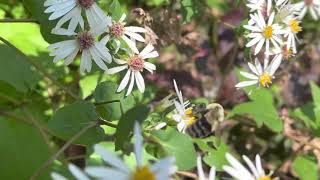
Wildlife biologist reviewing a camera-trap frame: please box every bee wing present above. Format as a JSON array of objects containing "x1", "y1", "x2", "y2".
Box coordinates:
[{"x1": 206, "y1": 103, "x2": 225, "y2": 123}]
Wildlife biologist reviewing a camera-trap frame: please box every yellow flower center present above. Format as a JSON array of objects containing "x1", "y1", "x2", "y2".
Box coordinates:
[
  {"x1": 259, "y1": 73, "x2": 272, "y2": 87},
  {"x1": 258, "y1": 176, "x2": 272, "y2": 180},
  {"x1": 263, "y1": 26, "x2": 273, "y2": 39},
  {"x1": 131, "y1": 166, "x2": 155, "y2": 180},
  {"x1": 184, "y1": 107, "x2": 197, "y2": 126},
  {"x1": 289, "y1": 19, "x2": 302, "y2": 33}
]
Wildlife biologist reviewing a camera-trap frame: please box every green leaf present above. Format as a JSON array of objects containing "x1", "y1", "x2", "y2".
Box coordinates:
[
  {"x1": 0, "y1": 45, "x2": 40, "y2": 92},
  {"x1": 0, "y1": 117, "x2": 51, "y2": 179},
  {"x1": 310, "y1": 81, "x2": 320, "y2": 108},
  {"x1": 115, "y1": 105, "x2": 150, "y2": 150},
  {"x1": 94, "y1": 81, "x2": 136, "y2": 120},
  {"x1": 203, "y1": 141, "x2": 229, "y2": 171},
  {"x1": 151, "y1": 127, "x2": 197, "y2": 170},
  {"x1": 292, "y1": 155, "x2": 319, "y2": 180},
  {"x1": 48, "y1": 101, "x2": 104, "y2": 146},
  {"x1": 206, "y1": 0, "x2": 228, "y2": 11},
  {"x1": 231, "y1": 89, "x2": 283, "y2": 132},
  {"x1": 181, "y1": 0, "x2": 199, "y2": 23},
  {"x1": 109, "y1": 0, "x2": 123, "y2": 21},
  {"x1": 23, "y1": 0, "x2": 64, "y2": 43}
]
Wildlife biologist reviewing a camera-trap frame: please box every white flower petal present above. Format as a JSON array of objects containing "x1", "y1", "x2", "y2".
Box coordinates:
[
  {"x1": 117, "y1": 69, "x2": 131, "y2": 92},
  {"x1": 134, "y1": 122, "x2": 143, "y2": 167},
  {"x1": 68, "y1": 164, "x2": 90, "y2": 180}
]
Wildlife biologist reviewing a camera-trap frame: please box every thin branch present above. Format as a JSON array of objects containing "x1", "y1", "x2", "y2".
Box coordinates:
[
  {"x1": 0, "y1": 18, "x2": 39, "y2": 23},
  {"x1": 0, "y1": 109, "x2": 32, "y2": 125},
  {"x1": 31, "y1": 122, "x2": 98, "y2": 180},
  {"x1": 217, "y1": 19, "x2": 236, "y2": 29},
  {"x1": 176, "y1": 171, "x2": 197, "y2": 179},
  {"x1": 94, "y1": 100, "x2": 120, "y2": 106},
  {"x1": 0, "y1": 36, "x2": 80, "y2": 100},
  {"x1": 98, "y1": 118, "x2": 117, "y2": 128}
]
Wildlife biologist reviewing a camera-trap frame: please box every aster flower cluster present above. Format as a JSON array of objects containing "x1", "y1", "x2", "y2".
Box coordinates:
[
  {"x1": 51, "y1": 122, "x2": 177, "y2": 180},
  {"x1": 236, "y1": 0, "x2": 305, "y2": 89},
  {"x1": 44, "y1": 0, "x2": 158, "y2": 95}
]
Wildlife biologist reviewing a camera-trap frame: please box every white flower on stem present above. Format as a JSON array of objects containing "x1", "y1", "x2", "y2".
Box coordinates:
[
  {"x1": 197, "y1": 155, "x2": 216, "y2": 180},
  {"x1": 294, "y1": 0, "x2": 320, "y2": 20},
  {"x1": 246, "y1": 0, "x2": 272, "y2": 16},
  {"x1": 223, "y1": 153, "x2": 278, "y2": 180},
  {"x1": 106, "y1": 43, "x2": 158, "y2": 96},
  {"x1": 109, "y1": 14, "x2": 147, "y2": 54},
  {"x1": 44, "y1": 0, "x2": 109, "y2": 33},
  {"x1": 171, "y1": 80, "x2": 196, "y2": 133},
  {"x1": 283, "y1": 17, "x2": 303, "y2": 53},
  {"x1": 48, "y1": 29, "x2": 112, "y2": 73},
  {"x1": 85, "y1": 122, "x2": 177, "y2": 180},
  {"x1": 51, "y1": 164, "x2": 90, "y2": 180},
  {"x1": 244, "y1": 12, "x2": 286, "y2": 55},
  {"x1": 235, "y1": 57, "x2": 282, "y2": 89}
]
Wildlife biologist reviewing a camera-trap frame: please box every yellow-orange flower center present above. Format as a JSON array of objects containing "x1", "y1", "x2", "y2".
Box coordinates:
[
  {"x1": 131, "y1": 166, "x2": 155, "y2": 180},
  {"x1": 259, "y1": 73, "x2": 272, "y2": 87},
  {"x1": 258, "y1": 176, "x2": 272, "y2": 180},
  {"x1": 184, "y1": 107, "x2": 197, "y2": 126},
  {"x1": 289, "y1": 19, "x2": 302, "y2": 33},
  {"x1": 263, "y1": 26, "x2": 273, "y2": 39}
]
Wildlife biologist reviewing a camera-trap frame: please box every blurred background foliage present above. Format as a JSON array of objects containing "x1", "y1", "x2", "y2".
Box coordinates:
[{"x1": 0, "y1": 0, "x2": 319, "y2": 179}]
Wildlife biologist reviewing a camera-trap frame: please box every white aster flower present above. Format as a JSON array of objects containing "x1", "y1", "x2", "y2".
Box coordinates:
[
  {"x1": 244, "y1": 12, "x2": 286, "y2": 55},
  {"x1": 106, "y1": 43, "x2": 158, "y2": 96},
  {"x1": 197, "y1": 155, "x2": 216, "y2": 180},
  {"x1": 44, "y1": 0, "x2": 109, "y2": 33},
  {"x1": 244, "y1": 12, "x2": 285, "y2": 55},
  {"x1": 294, "y1": 0, "x2": 320, "y2": 20},
  {"x1": 48, "y1": 29, "x2": 112, "y2": 73},
  {"x1": 108, "y1": 14, "x2": 147, "y2": 54},
  {"x1": 171, "y1": 80, "x2": 196, "y2": 133},
  {"x1": 223, "y1": 153, "x2": 278, "y2": 180},
  {"x1": 283, "y1": 17, "x2": 303, "y2": 53},
  {"x1": 246, "y1": 0, "x2": 272, "y2": 16},
  {"x1": 235, "y1": 57, "x2": 282, "y2": 89},
  {"x1": 51, "y1": 164, "x2": 90, "y2": 180},
  {"x1": 85, "y1": 123, "x2": 177, "y2": 180}
]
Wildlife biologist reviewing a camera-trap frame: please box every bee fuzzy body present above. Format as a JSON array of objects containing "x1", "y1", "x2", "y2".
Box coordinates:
[{"x1": 186, "y1": 103, "x2": 224, "y2": 138}]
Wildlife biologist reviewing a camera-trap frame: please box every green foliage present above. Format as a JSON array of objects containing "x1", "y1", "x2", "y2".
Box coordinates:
[
  {"x1": 230, "y1": 89, "x2": 283, "y2": 132},
  {"x1": 292, "y1": 155, "x2": 319, "y2": 180},
  {"x1": 151, "y1": 127, "x2": 197, "y2": 170},
  {"x1": 291, "y1": 81, "x2": 320, "y2": 136},
  {"x1": 0, "y1": 45, "x2": 40, "y2": 92},
  {"x1": 115, "y1": 105, "x2": 150, "y2": 150},
  {"x1": 194, "y1": 137, "x2": 229, "y2": 171},
  {"x1": 48, "y1": 101, "x2": 104, "y2": 146},
  {"x1": 206, "y1": 0, "x2": 228, "y2": 11},
  {"x1": 181, "y1": 0, "x2": 200, "y2": 24},
  {"x1": 94, "y1": 81, "x2": 136, "y2": 120},
  {"x1": 108, "y1": 0, "x2": 123, "y2": 21},
  {"x1": 0, "y1": 117, "x2": 51, "y2": 179},
  {"x1": 23, "y1": 0, "x2": 64, "y2": 43}
]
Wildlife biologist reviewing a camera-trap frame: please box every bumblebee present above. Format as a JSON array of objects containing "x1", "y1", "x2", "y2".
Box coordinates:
[{"x1": 185, "y1": 103, "x2": 224, "y2": 138}]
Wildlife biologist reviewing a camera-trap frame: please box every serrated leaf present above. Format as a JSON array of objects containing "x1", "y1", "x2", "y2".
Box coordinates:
[
  {"x1": 231, "y1": 89, "x2": 283, "y2": 132},
  {"x1": 203, "y1": 141, "x2": 229, "y2": 171},
  {"x1": 115, "y1": 105, "x2": 149, "y2": 150},
  {"x1": 292, "y1": 155, "x2": 319, "y2": 180},
  {"x1": 151, "y1": 127, "x2": 197, "y2": 170},
  {"x1": 48, "y1": 101, "x2": 104, "y2": 146},
  {"x1": 0, "y1": 45, "x2": 40, "y2": 92}
]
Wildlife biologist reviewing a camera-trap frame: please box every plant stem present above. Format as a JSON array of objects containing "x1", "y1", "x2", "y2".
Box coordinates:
[
  {"x1": 0, "y1": 36, "x2": 80, "y2": 100},
  {"x1": 94, "y1": 100, "x2": 120, "y2": 105},
  {"x1": 0, "y1": 18, "x2": 39, "y2": 23},
  {"x1": 31, "y1": 122, "x2": 98, "y2": 180}
]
